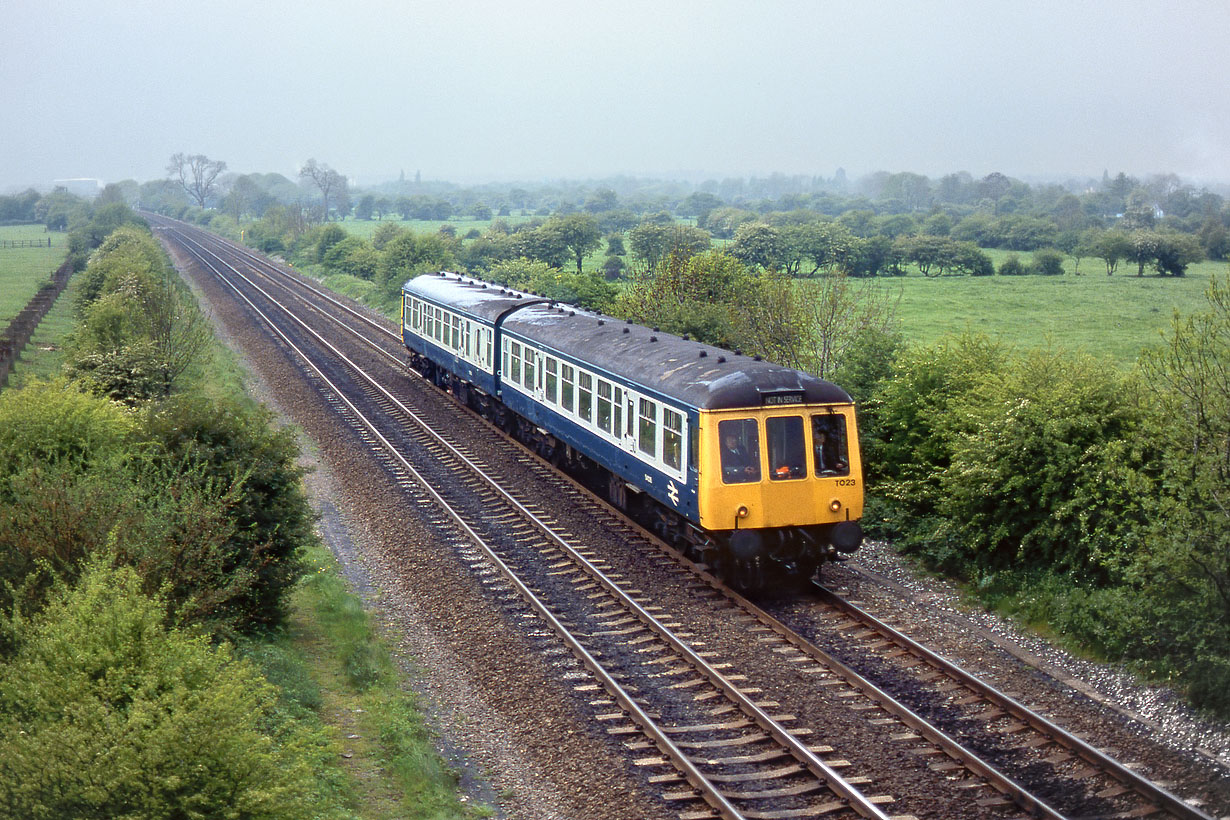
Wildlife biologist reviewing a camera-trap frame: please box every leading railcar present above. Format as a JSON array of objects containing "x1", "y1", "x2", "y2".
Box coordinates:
[{"x1": 401, "y1": 272, "x2": 863, "y2": 591}]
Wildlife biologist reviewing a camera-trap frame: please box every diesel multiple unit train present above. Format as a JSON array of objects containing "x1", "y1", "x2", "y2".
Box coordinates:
[{"x1": 401, "y1": 272, "x2": 863, "y2": 591}]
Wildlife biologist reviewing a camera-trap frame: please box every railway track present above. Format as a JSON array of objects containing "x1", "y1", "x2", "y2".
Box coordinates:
[{"x1": 150, "y1": 216, "x2": 1218, "y2": 820}]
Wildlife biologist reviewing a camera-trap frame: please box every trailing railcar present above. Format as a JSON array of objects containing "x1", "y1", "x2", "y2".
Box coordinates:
[{"x1": 401, "y1": 272, "x2": 863, "y2": 591}]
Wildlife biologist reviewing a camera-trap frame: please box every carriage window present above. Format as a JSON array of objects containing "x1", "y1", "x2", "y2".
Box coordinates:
[
  {"x1": 523, "y1": 347, "x2": 536, "y2": 389},
  {"x1": 663, "y1": 408, "x2": 683, "y2": 471},
  {"x1": 812, "y1": 414, "x2": 851, "y2": 476},
  {"x1": 719, "y1": 418, "x2": 761, "y2": 484},
  {"x1": 767, "y1": 416, "x2": 806, "y2": 481},
  {"x1": 638, "y1": 398, "x2": 657, "y2": 457},
  {"x1": 425, "y1": 306, "x2": 435, "y2": 339},
  {"x1": 578, "y1": 372, "x2": 593, "y2": 423},
  {"x1": 509, "y1": 341, "x2": 522, "y2": 384},
  {"x1": 545, "y1": 358, "x2": 558, "y2": 404},
  {"x1": 560, "y1": 364, "x2": 575, "y2": 412},
  {"x1": 614, "y1": 387, "x2": 624, "y2": 440},
  {"x1": 450, "y1": 315, "x2": 460, "y2": 350},
  {"x1": 434, "y1": 308, "x2": 444, "y2": 342},
  {"x1": 597, "y1": 380, "x2": 613, "y2": 433}
]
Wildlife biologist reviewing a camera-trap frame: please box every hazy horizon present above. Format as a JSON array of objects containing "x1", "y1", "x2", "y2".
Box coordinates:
[{"x1": 4, "y1": 0, "x2": 1229, "y2": 193}]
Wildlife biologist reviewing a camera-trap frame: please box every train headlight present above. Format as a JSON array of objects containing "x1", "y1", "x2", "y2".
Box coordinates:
[
  {"x1": 736, "y1": 505, "x2": 749, "y2": 519},
  {"x1": 829, "y1": 499, "x2": 842, "y2": 513}
]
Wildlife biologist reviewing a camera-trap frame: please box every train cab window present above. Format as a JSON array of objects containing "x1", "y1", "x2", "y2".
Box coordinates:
[
  {"x1": 578, "y1": 372, "x2": 593, "y2": 423},
  {"x1": 663, "y1": 407, "x2": 683, "y2": 471},
  {"x1": 596, "y1": 380, "x2": 613, "y2": 433},
  {"x1": 561, "y1": 364, "x2": 575, "y2": 412},
  {"x1": 812, "y1": 414, "x2": 851, "y2": 476},
  {"x1": 766, "y1": 416, "x2": 806, "y2": 481},
  {"x1": 719, "y1": 419, "x2": 761, "y2": 484},
  {"x1": 638, "y1": 398, "x2": 657, "y2": 457},
  {"x1": 545, "y1": 359, "x2": 558, "y2": 404}
]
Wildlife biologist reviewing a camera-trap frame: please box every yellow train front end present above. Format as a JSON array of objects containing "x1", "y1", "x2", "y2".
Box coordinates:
[{"x1": 696, "y1": 403, "x2": 863, "y2": 583}]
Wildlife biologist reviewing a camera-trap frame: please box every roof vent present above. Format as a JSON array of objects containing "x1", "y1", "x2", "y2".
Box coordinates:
[
  {"x1": 681, "y1": 334, "x2": 690, "y2": 341},
  {"x1": 717, "y1": 355, "x2": 727, "y2": 363},
  {"x1": 568, "y1": 310, "x2": 575, "y2": 316},
  {"x1": 622, "y1": 327, "x2": 630, "y2": 334},
  {"x1": 597, "y1": 319, "x2": 605, "y2": 326},
  {"x1": 734, "y1": 350, "x2": 742, "y2": 356},
  {"x1": 753, "y1": 355, "x2": 762, "y2": 361},
  {"x1": 649, "y1": 336, "x2": 658, "y2": 342},
  {"x1": 652, "y1": 327, "x2": 659, "y2": 332},
  {"x1": 626, "y1": 318, "x2": 633, "y2": 324},
  {"x1": 699, "y1": 350, "x2": 707, "y2": 358}
]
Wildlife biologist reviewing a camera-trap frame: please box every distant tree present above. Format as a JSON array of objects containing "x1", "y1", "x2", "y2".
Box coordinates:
[
  {"x1": 1152, "y1": 232, "x2": 1203, "y2": 277},
  {"x1": 548, "y1": 213, "x2": 601, "y2": 273},
  {"x1": 583, "y1": 188, "x2": 618, "y2": 213},
  {"x1": 606, "y1": 234, "x2": 626, "y2": 256},
  {"x1": 469, "y1": 202, "x2": 493, "y2": 221},
  {"x1": 678, "y1": 191, "x2": 723, "y2": 222},
  {"x1": 602, "y1": 254, "x2": 626, "y2": 279},
  {"x1": 166, "y1": 153, "x2": 227, "y2": 209},
  {"x1": 729, "y1": 222, "x2": 784, "y2": 270},
  {"x1": 1090, "y1": 230, "x2": 1132, "y2": 275},
  {"x1": 703, "y1": 206, "x2": 757, "y2": 239},
  {"x1": 298, "y1": 158, "x2": 347, "y2": 221},
  {"x1": 355, "y1": 194, "x2": 376, "y2": 220}
]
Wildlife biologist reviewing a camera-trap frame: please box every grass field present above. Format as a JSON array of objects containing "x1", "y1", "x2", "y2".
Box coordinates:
[
  {"x1": 6, "y1": 271, "x2": 82, "y2": 387},
  {"x1": 0, "y1": 225, "x2": 66, "y2": 324},
  {"x1": 864, "y1": 259, "x2": 1228, "y2": 366}
]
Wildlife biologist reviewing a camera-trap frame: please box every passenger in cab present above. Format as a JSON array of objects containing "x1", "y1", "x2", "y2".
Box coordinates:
[
  {"x1": 813, "y1": 417, "x2": 849, "y2": 476},
  {"x1": 721, "y1": 430, "x2": 760, "y2": 483}
]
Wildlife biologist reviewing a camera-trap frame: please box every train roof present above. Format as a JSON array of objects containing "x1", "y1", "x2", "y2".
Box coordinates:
[{"x1": 404, "y1": 273, "x2": 852, "y2": 411}]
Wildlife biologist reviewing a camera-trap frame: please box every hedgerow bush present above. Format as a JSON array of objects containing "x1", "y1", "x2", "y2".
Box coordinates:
[
  {"x1": 0, "y1": 559, "x2": 320, "y2": 819},
  {"x1": 0, "y1": 382, "x2": 312, "y2": 642},
  {"x1": 860, "y1": 279, "x2": 1230, "y2": 713},
  {"x1": 140, "y1": 393, "x2": 313, "y2": 632}
]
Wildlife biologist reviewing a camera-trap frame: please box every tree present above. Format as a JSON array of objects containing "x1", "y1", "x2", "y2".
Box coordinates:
[
  {"x1": 1152, "y1": 232, "x2": 1203, "y2": 277},
  {"x1": 167, "y1": 153, "x2": 227, "y2": 208},
  {"x1": 738, "y1": 271, "x2": 900, "y2": 379},
  {"x1": 298, "y1": 158, "x2": 347, "y2": 221},
  {"x1": 1090, "y1": 230, "x2": 1131, "y2": 275},
  {"x1": 729, "y1": 222, "x2": 784, "y2": 270},
  {"x1": 552, "y1": 213, "x2": 601, "y2": 273}
]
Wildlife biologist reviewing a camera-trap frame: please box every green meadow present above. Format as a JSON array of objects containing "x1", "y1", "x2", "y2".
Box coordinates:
[
  {"x1": 864, "y1": 259, "x2": 1227, "y2": 366},
  {"x1": 0, "y1": 225, "x2": 65, "y2": 324}
]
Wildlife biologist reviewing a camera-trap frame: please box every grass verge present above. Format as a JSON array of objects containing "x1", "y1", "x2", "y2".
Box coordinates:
[{"x1": 263, "y1": 540, "x2": 488, "y2": 820}]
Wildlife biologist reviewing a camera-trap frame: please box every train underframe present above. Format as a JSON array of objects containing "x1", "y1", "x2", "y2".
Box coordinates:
[{"x1": 412, "y1": 352, "x2": 856, "y2": 593}]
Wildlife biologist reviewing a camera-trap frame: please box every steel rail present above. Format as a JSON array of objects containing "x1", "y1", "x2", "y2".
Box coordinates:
[{"x1": 809, "y1": 585, "x2": 1214, "y2": 820}]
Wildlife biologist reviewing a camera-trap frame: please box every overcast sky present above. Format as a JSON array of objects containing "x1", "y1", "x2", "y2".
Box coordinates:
[{"x1": 3, "y1": 0, "x2": 1229, "y2": 192}]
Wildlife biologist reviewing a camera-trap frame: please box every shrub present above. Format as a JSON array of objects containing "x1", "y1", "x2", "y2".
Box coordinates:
[
  {"x1": 0, "y1": 559, "x2": 317, "y2": 819},
  {"x1": 1030, "y1": 248, "x2": 1065, "y2": 276},
  {"x1": 140, "y1": 393, "x2": 313, "y2": 631},
  {"x1": 998, "y1": 254, "x2": 1028, "y2": 276}
]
